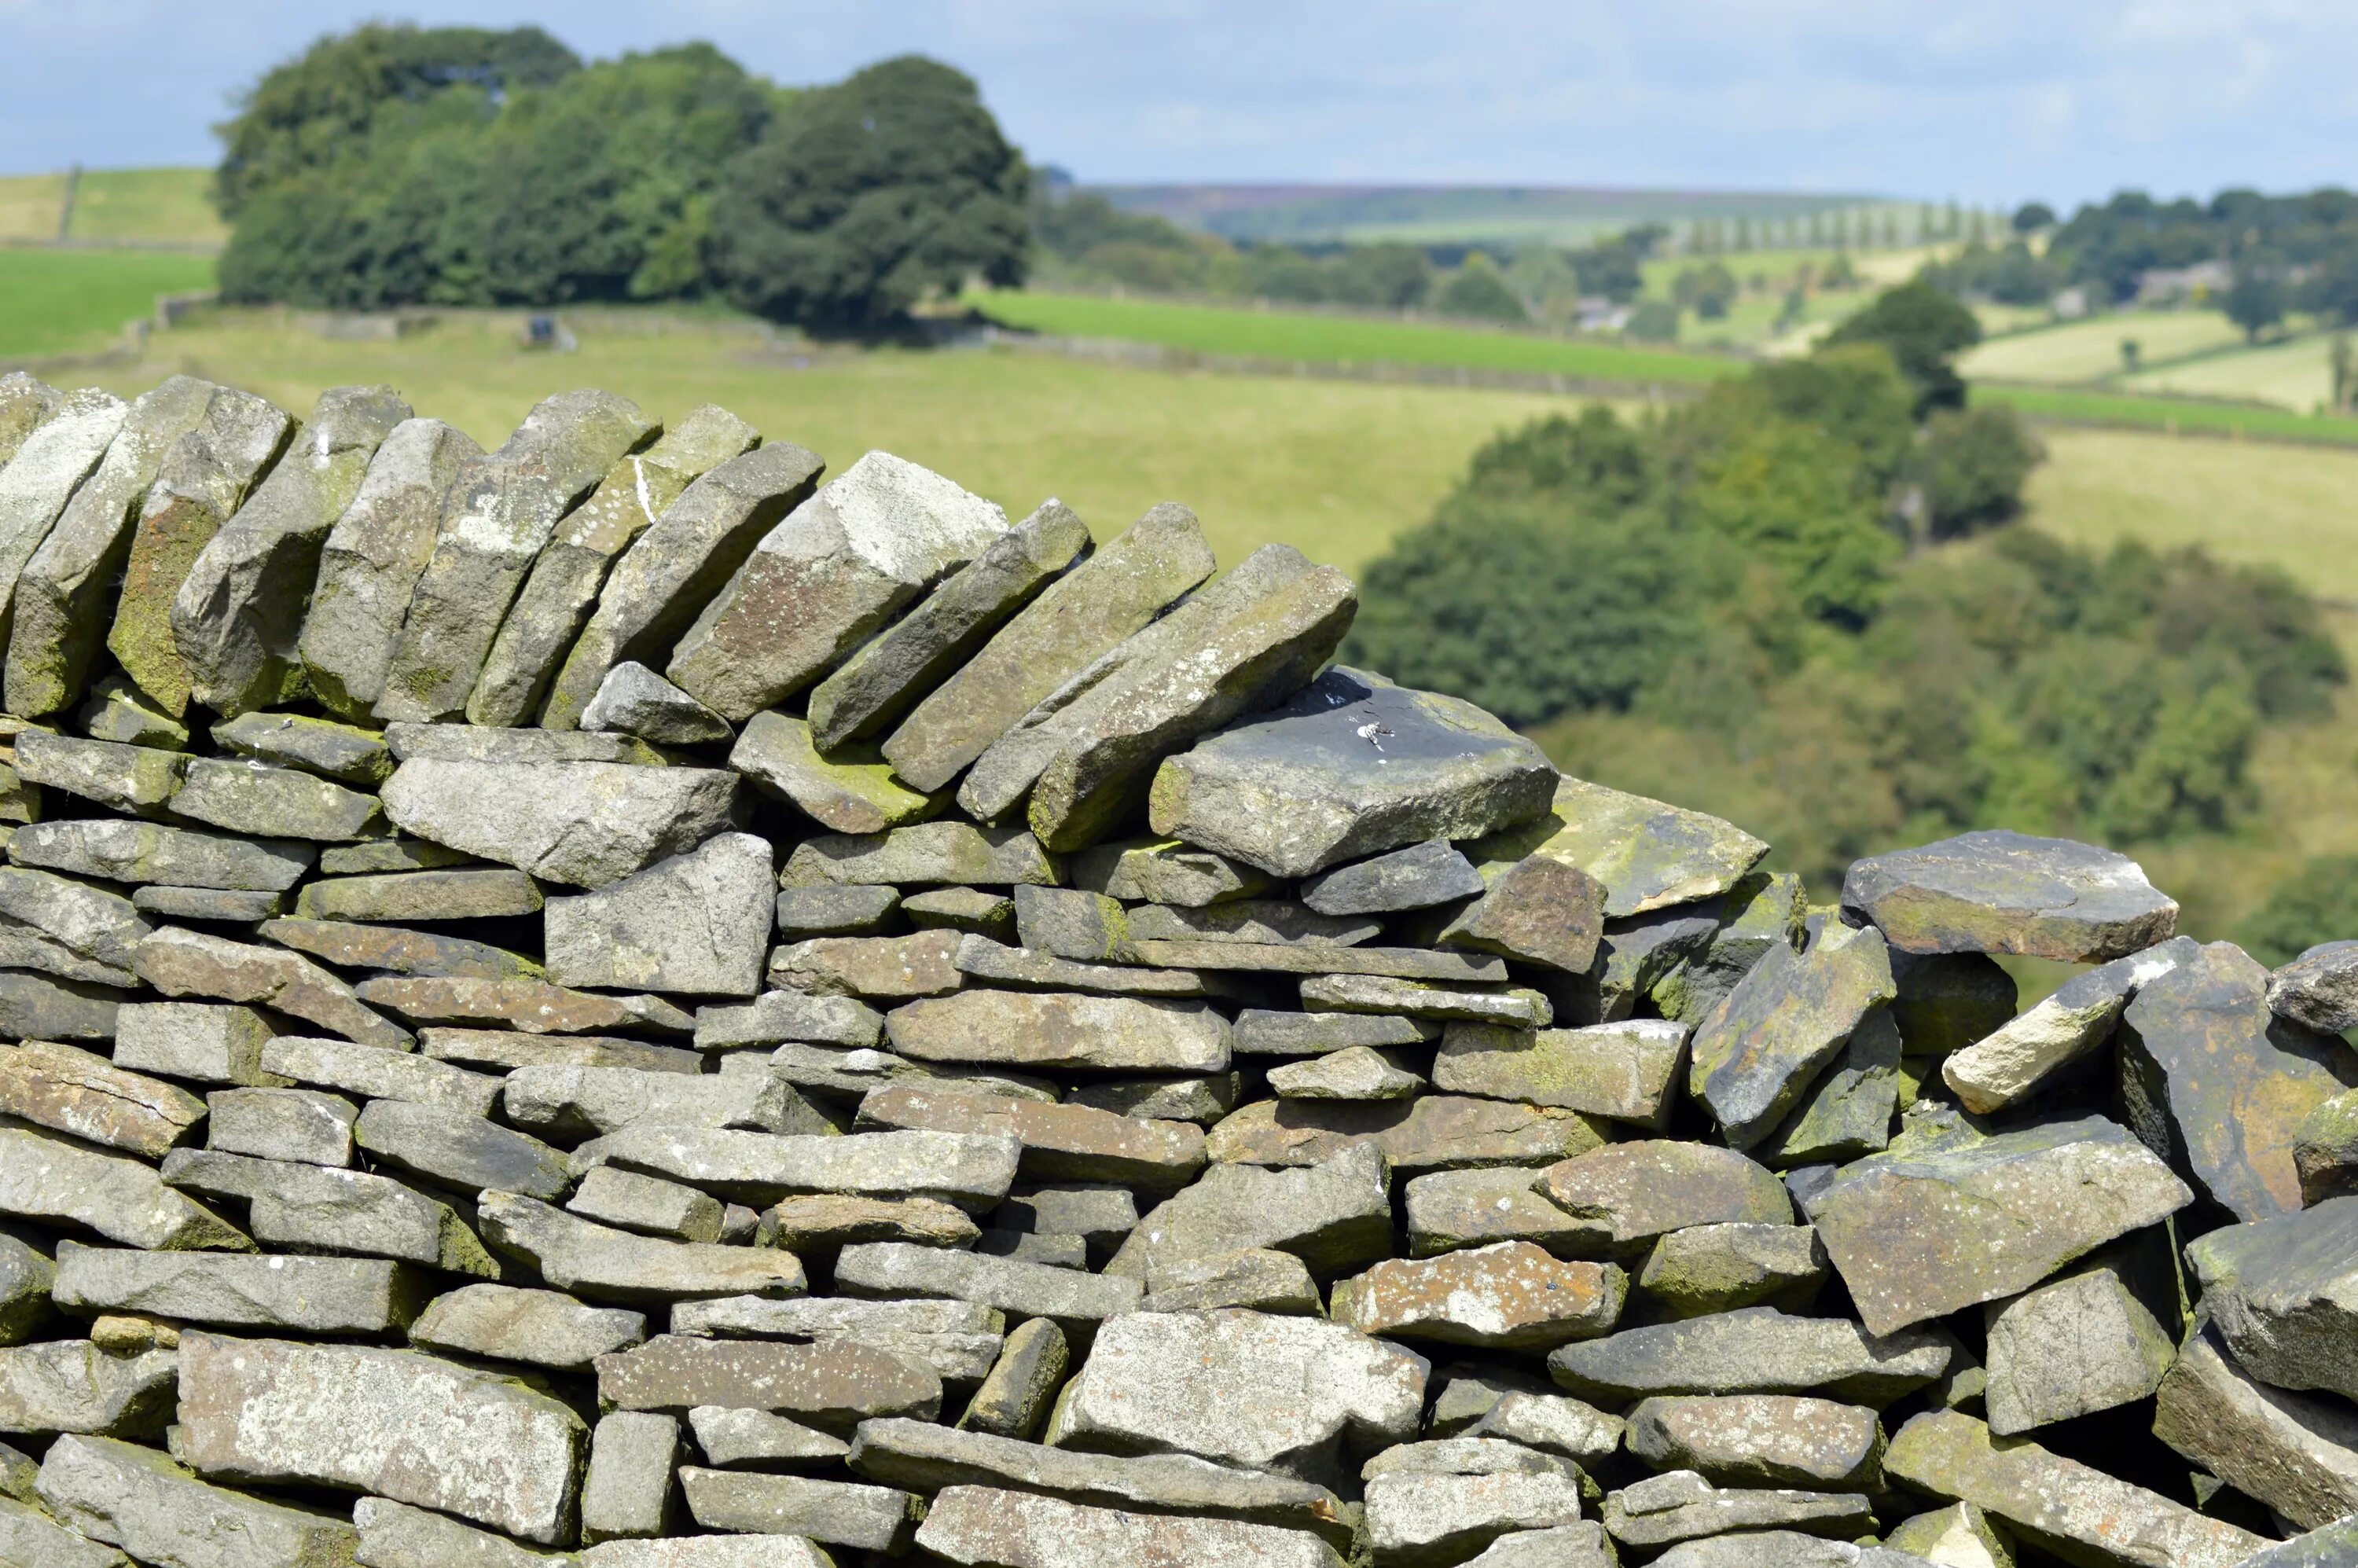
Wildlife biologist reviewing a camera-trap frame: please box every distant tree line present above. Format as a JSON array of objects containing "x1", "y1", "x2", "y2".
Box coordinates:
[
  {"x1": 1342, "y1": 281, "x2": 2345, "y2": 887},
  {"x1": 215, "y1": 25, "x2": 1029, "y2": 326}
]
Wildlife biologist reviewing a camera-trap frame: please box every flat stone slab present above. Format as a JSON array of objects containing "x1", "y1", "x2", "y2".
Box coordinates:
[
  {"x1": 1842, "y1": 829, "x2": 2179, "y2": 962},
  {"x1": 174, "y1": 1330, "x2": 587, "y2": 1543},
  {"x1": 135, "y1": 926, "x2": 410, "y2": 1049},
  {"x1": 1547, "y1": 1308, "x2": 1951, "y2": 1406},
  {"x1": 163, "y1": 1148, "x2": 494, "y2": 1275},
  {"x1": 261, "y1": 916, "x2": 542, "y2": 982},
  {"x1": 576, "y1": 1125, "x2": 1019, "y2": 1212},
  {"x1": 0, "y1": 1124, "x2": 248, "y2": 1250},
  {"x1": 1331, "y1": 1241, "x2": 1625, "y2": 1350},
  {"x1": 2184, "y1": 1195, "x2": 2358, "y2": 1404},
  {"x1": 1882, "y1": 1409, "x2": 2264, "y2": 1568},
  {"x1": 410, "y1": 1283, "x2": 648, "y2": 1372},
  {"x1": 596, "y1": 1333, "x2": 942, "y2": 1427},
  {"x1": 857, "y1": 1081, "x2": 1205, "y2": 1192},
  {"x1": 52, "y1": 1243, "x2": 419, "y2": 1335},
  {"x1": 887, "y1": 990, "x2": 1230, "y2": 1073},
  {"x1": 834, "y1": 1242, "x2": 1143, "y2": 1337},
  {"x1": 1802, "y1": 1114, "x2": 2192, "y2": 1335},
  {"x1": 1048, "y1": 1309, "x2": 1426, "y2": 1486},
  {"x1": 381, "y1": 758, "x2": 742, "y2": 888},
  {"x1": 37, "y1": 1433, "x2": 361, "y2": 1568},
  {"x1": 782, "y1": 821, "x2": 1057, "y2": 887},
  {"x1": 290, "y1": 868, "x2": 542, "y2": 923},
  {"x1": 11, "y1": 816, "x2": 313, "y2": 890},
  {"x1": 580, "y1": 661, "x2": 731, "y2": 746},
  {"x1": 2153, "y1": 1321, "x2": 2358, "y2": 1532},
  {"x1": 1434, "y1": 1019, "x2": 1688, "y2": 1129},
  {"x1": 1207, "y1": 1094, "x2": 1607, "y2": 1175},
  {"x1": 356, "y1": 975, "x2": 692, "y2": 1035},
  {"x1": 916, "y1": 1484, "x2": 1346, "y2": 1568},
  {"x1": 1469, "y1": 774, "x2": 1769, "y2": 918},
  {"x1": 0, "y1": 1038, "x2": 202, "y2": 1155},
  {"x1": 170, "y1": 757, "x2": 384, "y2": 841},
  {"x1": 545, "y1": 832, "x2": 772, "y2": 997},
  {"x1": 1300, "y1": 973, "x2": 1552, "y2": 1026},
  {"x1": 478, "y1": 1192, "x2": 806, "y2": 1304},
  {"x1": 671, "y1": 1294, "x2": 1001, "y2": 1384},
  {"x1": 1145, "y1": 666, "x2": 1555, "y2": 877},
  {"x1": 1126, "y1": 938, "x2": 1507, "y2": 982},
  {"x1": 1625, "y1": 1394, "x2": 1883, "y2": 1490},
  {"x1": 1109, "y1": 1142, "x2": 1392, "y2": 1280},
  {"x1": 1302, "y1": 837, "x2": 1486, "y2": 916},
  {"x1": 1535, "y1": 1140, "x2": 1793, "y2": 1255}
]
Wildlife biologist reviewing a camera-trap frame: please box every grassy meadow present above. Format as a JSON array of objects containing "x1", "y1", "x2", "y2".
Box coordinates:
[
  {"x1": 0, "y1": 167, "x2": 226, "y2": 248},
  {"x1": 0, "y1": 248, "x2": 217, "y2": 359}
]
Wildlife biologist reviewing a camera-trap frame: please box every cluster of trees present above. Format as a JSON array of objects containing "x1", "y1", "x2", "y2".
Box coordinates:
[
  {"x1": 2010, "y1": 187, "x2": 2358, "y2": 334},
  {"x1": 1342, "y1": 281, "x2": 2342, "y2": 887},
  {"x1": 215, "y1": 26, "x2": 1030, "y2": 325}
]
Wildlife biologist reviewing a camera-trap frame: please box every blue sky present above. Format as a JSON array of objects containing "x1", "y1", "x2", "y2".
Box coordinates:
[{"x1": 5, "y1": 1, "x2": 2355, "y2": 207}]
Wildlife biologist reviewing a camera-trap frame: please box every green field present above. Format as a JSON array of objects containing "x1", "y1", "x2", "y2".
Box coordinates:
[
  {"x1": 1961, "y1": 310, "x2": 2250, "y2": 383},
  {"x1": 969, "y1": 288, "x2": 1744, "y2": 387},
  {"x1": 1098, "y1": 185, "x2": 1912, "y2": 247},
  {"x1": 0, "y1": 248, "x2": 218, "y2": 359},
  {"x1": 0, "y1": 167, "x2": 224, "y2": 248},
  {"x1": 2122, "y1": 331, "x2": 2339, "y2": 412},
  {"x1": 1974, "y1": 381, "x2": 2358, "y2": 445}
]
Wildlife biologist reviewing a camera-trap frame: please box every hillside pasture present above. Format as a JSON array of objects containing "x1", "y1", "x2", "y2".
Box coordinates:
[
  {"x1": 0, "y1": 248, "x2": 218, "y2": 360},
  {"x1": 1961, "y1": 310, "x2": 2247, "y2": 384}
]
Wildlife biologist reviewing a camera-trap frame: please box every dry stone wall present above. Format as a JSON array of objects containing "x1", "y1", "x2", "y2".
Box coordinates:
[{"x1": 0, "y1": 365, "x2": 2345, "y2": 1566}]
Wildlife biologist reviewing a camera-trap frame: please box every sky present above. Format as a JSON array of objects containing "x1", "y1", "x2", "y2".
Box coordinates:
[{"x1": 5, "y1": 1, "x2": 2356, "y2": 208}]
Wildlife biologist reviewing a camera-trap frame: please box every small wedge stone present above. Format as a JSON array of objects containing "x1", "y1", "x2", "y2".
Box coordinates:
[
  {"x1": 582, "y1": 663, "x2": 731, "y2": 746},
  {"x1": 409, "y1": 1283, "x2": 648, "y2": 1370}
]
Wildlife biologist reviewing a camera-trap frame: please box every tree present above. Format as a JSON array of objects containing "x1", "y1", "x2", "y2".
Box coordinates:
[
  {"x1": 2239, "y1": 856, "x2": 2358, "y2": 966},
  {"x1": 711, "y1": 55, "x2": 1028, "y2": 328},
  {"x1": 1673, "y1": 263, "x2": 1737, "y2": 319},
  {"x1": 2224, "y1": 263, "x2": 2287, "y2": 342},
  {"x1": 2333, "y1": 333, "x2": 2356, "y2": 411},
  {"x1": 1330, "y1": 244, "x2": 1432, "y2": 309},
  {"x1": 1822, "y1": 281, "x2": 1982, "y2": 413},
  {"x1": 1915, "y1": 406, "x2": 2044, "y2": 540},
  {"x1": 1625, "y1": 300, "x2": 1680, "y2": 341},
  {"x1": 2013, "y1": 201, "x2": 2056, "y2": 233},
  {"x1": 214, "y1": 24, "x2": 578, "y2": 219},
  {"x1": 1434, "y1": 253, "x2": 1529, "y2": 324}
]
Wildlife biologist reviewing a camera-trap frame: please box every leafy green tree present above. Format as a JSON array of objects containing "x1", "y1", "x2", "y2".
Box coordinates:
[
  {"x1": 1625, "y1": 300, "x2": 1680, "y2": 341},
  {"x1": 1434, "y1": 253, "x2": 1529, "y2": 323},
  {"x1": 1915, "y1": 405, "x2": 2044, "y2": 540},
  {"x1": 2240, "y1": 856, "x2": 2358, "y2": 966},
  {"x1": 215, "y1": 24, "x2": 578, "y2": 219},
  {"x1": 1242, "y1": 246, "x2": 1332, "y2": 303},
  {"x1": 1824, "y1": 281, "x2": 1982, "y2": 413},
  {"x1": 2224, "y1": 263, "x2": 2287, "y2": 341},
  {"x1": 2013, "y1": 201, "x2": 2056, "y2": 233},
  {"x1": 1330, "y1": 244, "x2": 1432, "y2": 309},
  {"x1": 711, "y1": 55, "x2": 1029, "y2": 327},
  {"x1": 1677, "y1": 419, "x2": 1899, "y2": 627},
  {"x1": 1673, "y1": 263, "x2": 1737, "y2": 318},
  {"x1": 1460, "y1": 407, "x2": 1655, "y2": 509}
]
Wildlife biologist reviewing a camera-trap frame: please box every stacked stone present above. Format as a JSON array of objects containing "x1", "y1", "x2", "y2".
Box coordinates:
[{"x1": 0, "y1": 367, "x2": 2343, "y2": 1566}]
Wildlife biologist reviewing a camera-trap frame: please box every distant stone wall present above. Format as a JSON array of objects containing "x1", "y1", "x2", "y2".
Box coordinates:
[{"x1": 0, "y1": 365, "x2": 2344, "y2": 1565}]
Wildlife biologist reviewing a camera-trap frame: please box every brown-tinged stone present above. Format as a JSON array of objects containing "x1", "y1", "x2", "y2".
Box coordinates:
[
  {"x1": 1209, "y1": 1094, "x2": 1608, "y2": 1174},
  {"x1": 1331, "y1": 1241, "x2": 1624, "y2": 1350},
  {"x1": 597, "y1": 1333, "x2": 941, "y2": 1428}
]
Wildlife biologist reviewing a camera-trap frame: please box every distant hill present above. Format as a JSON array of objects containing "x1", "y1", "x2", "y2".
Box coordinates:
[
  {"x1": 0, "y1": 167, "x2": 226, "y2": 251},
  {"x1": 1089, "y1": 183, "x2": 1893, "y2": 247}
]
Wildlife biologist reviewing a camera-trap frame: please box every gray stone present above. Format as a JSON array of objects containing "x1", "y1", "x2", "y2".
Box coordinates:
[
  {"x1": 1435, "y1": 1019, "x2": 1688, "y2": 1129},
  {"x1": 1402, "y1": 1166, "x2": 1592, "y2": 1258},
  {"x1": 2118, "y1": 940, "x2": 2357, "y2": 1223},
  {"x1": 689, "y1": 1405, "x2": 850, "y2": 1469},
  {"x1": 409, "y1": 1283, "x2": 648, "y2": 1371},
  {"x1": 14, "y1": 731, "x2": 185, "y2": 815},
  {"x1": 1687, "y1": 920, "x2": 1894, "y2": 1151},
  {"x1": 582, "y1": 662, "x2": 732, "y2": 746},
  {"x1": 858, "y1": 1081, "x2": 1204, "y2": 1191},
  {"x1": 1143, "y1": 1246, "x2": 1322, "y2": 1313},
  {"x1": 1982, "y1": 1257, "x2": 2175, "y2": 1434},
  {"x1": 424, "y1": 1027, "x2": 703, "y2": 1075},
  {"x1": 1235, "y1": 1009, "x2": 1441, "y2": 1056},
  {"x1": 1534, "y1": 1140, "x2": 1793, "y2": 1257},
  {"x1": 1600, "y1": 1476, "x2": 1872, "y2": 1549},
  {"x1": 730, "y1": 711, "x2": 937, "y2": 834},
  {"x1": 132, "y1": 884, "x2": 283, "y2": 921},
  {"x1": 0, "y1": 372, "x2": 59, "y2": 461},
  {"x1": 507, "y1": 1063, "x2": 821, "y2": 1138},
  {"x1": 12, "y1": 817, "x2": 313, "y2": 890},
  {"x1": 299, "y1": 416, "x2": 484, "y2": 718},
  {"x1": 0, "y1": 389, "x2": 123, "y2": 658},
  {"x1": 1651, "y1": 1534, "x2": 1935, "y2": 1568},
  {"x1": 1879, "y1": 1504, "x2": 2015, "y2": 1568},
  {"x1": 352, "y1": 1496, "x2": 575, "y2": 1566},
  {"x1": 0, "y1": 1233, "x2": 51, "y2": 1346},
  {"x1": 171, "y1": 757, "x2": 384, "y2": 840},
  {"x1": 678, "y1": 1467, "x2": 920, "y2": 1552},
  {"x1": 883, "y1": 504, "x2": 1216, "y2": 794},
  {"x1": 1147, "y1": 668, "x2": 1555, "y2": 877},
  {"x1": 1363, "y1": 1464, "x2": 1587, "y2": 1567},
  {"x1": 1761, "y1": 1003, "x2": 1903, "y2": 1168},
  {"x1": 0, "y1": 968, "x2": 123, "y2": 1041},
  {"x1": 194, "y1": 1081, "x2": 350, "y2": 1162},
  {"x1": 291, "y1": 868, "x2": 542, "y2": 923},
  {"x1": 1626, "y1": 1394, "x2": 1883, "y2": 1489},
  {"x1": 471, "y1": 403, "x2": 760, "y2": 728},
  {"x1": 783, "y1": 820, "x2": 1056, "y2": 887},
  {"x1": 1882, "y1": 1410, "x2": 2264, "y2": 1568},
  {"x1": 1299, "y1": 973, "x2": 1552, "y2": 1026},
  {"x1": 810, "y1": 498, "x2": 1092, "y2": 750},
  {"x1": 1886, "y1": 947, "x2": 2022, "y2": 1060},
  {"x1": 1425, "y1": 1365, "x2": 1560, "y2": 1438},
  {"x1": 597, "y1": 1333, "x2": 942, "y2": 1428},
  {"x1": 7, "y1": 377, "x2": 241, "y2": 716},
  {"x1": 0, "y1": 1038, "x2": 202, "y2": 1155},
  {"x1": 570, "y1": 1166, "x2": 725, "y2": 1242},
  {"x1": 1435, "y1": 854, "x2": 1610, "y2": 975},
  {"x1": 2152, "y1": 1322, "x2": 2358, "y2": 1532},
  {"x1": 769, "y1": 929, "x2": 963, "y2": 998},
  {"x1": 357, "y1": 1098, "x2": 571, "y2": 1199},
  {"x1": 1458, "y1": 1526, "x2": 1618, "y2": 1568},
  {"x1": 1129, "y1": 937, "x2": 1504, "y2": 982},
  {"x1": 952, "y1": 936, "x2": 1215, "y2": 1000},
  {"x1": 668, "y1": 1294, "x2": 1004, "y2": 1385},
  {"x1": 774, "y1": 883, "x2": 901, "y2": 938},
  {"x1": 1464, "y1": 1391, "x2": 1623, "y2": 1463},
  {"x1": 583, "y1": 1536, "x2": 832, "y2": 1567},
  {"x1": 82, "y1": 672, "x2": 189, "y2": 747},
  {"x1": 0, "y1": 1125, "x2": 247, "y2": 1250},
  {"x1": 263, "y1": 916, "x2": 542, "y2": 980},
  {"x1": 36, "y1": 1433, "x2": 361, "y2": 1568},
  {"x1": 1210, "y1": 1094, "x2": 1606, "y2": 1175},
  {"x1": 2268, "y1": 938, "x2": 2358, "y2": 1033},
  {"x1": 51, "y1": 1243, "x2": 419, "y2": 1334},
  {"x1": 135, "y1": 927, "x2": 411, "y2": 1050},
  {"x1": 1048, "y1": 1309, "x2": 1426, "y2": 1485},
  {"x1": 376, "y1": 389, "x2": 654, "y2": 722},
  {"x1": 0, "y1": 1339, "x2": 175, "y2": 1436},
  {"x1": 574, "y1": 1126, "x2": 1019, "y2": 1210},
  {"x1": 835, "y1": 1242, "x2": 1143, "y2": 1337},
  {"x1": 1468, "y1": 773, "x2": 1769, "y2": 918},
  {"x1": 112, "y1": 1001, "x2": 279, "y2": 1086},
  {"x1": 213, "y1": 710, "x2": 391, "y2": 784},
  {"x1": 162, "y1": 1148, "x2": 491, "y2": 1275},
  {"x1": 1636, "y1": 1223, "x2": 1830, "y2": 1318},
  {"x1": 175, "y1": 1330, "x2": 587, "y2": 1543},
  {"x1": 668, "y1": 450, "x2": 1008, "y2": 718},
  {"x1": 1269, "y1": 1045, "x2": 1426, "y2": 1100},
  {"x1": 1332, "y1": 1242, "x2": 1625, "y2": 1350},
  {"x1": 383, "y1": 722, "x2": 675, "y2": 767},
  {"x1": 544, "y1": 832, "x2": 771, "y2": 997},
  {"x1": 380, "y1": 757, "x2": 741, "y2": 889},
  {"x1": 1302, "y1": 838, "x2": 1487, "y2": 916},
  {"x1": 321, "y1": 836, "x2": 478, "y2": 874},
  {"x1": 476, "y1": 1192, "x2": 805, "y2": 1304},
  {"x1": 887, "y1": 989, "x2": 1229, "y2": 1073},
  {"x1": 543, "y1": 440, "x2": 826, "y2": 729},
  {"x1": 914, "y1": 1483, "x2": 1346, "y2": 1568},
  {"x1": 1071, "y1": 835, "x2": 1271, "y2": 907},
  {"x1": 1548, "y1": 1308, "x2": 1951, "y2": 1406},
  {"x1": 0, "y1": 1493, "x2": 130, "y2": 1568},
  {"x1": 960, "y1": 1319, "x2": 1070, "y2": 1438},
  {"x1": 173, "y1": 386, "x2": 412, "y2": 716},
  {"x1": 696, "y1": 990, "x2": 884, "y2": 1048},
  {"x1": 2217, "y1": 1519, "x2": 2358, "y2": 1568},
  {"x1": 262, "y1": 1034, "x2": 498, "y2": 1114},
  {"x1": 1803, "y1": 1114, "x2": 2192, "y2": 1335},
  {"x1": 1125, "y1": 898, "x2": 1379, "y2": 948},
  {"x1": 2184, "y1": 1195, "x2": 2358, "y2": 1405},
  {"x1": 997, "y1": 1187, "x2": 1137, "y2": 1259},
  {"x1": 1842, "y1": 829, "x2": 2180, "y2": 963},
  {"x1": 584, "y1": 1411, "x2": 679, "y2": 1544}
]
